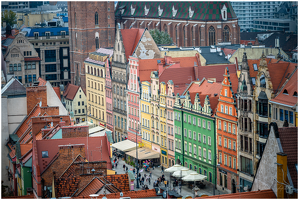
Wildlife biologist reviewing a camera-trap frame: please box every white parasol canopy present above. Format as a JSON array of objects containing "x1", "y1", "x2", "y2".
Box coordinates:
[
  {"x1": 182, "y1": 172, "x2": 207, "y2": 182},
  {"x1": 164, "y1": 164, "x2": 189, "y2": 173},
  {"x1": 172, "y1": 169, "x2": 197, "y2": 178}
]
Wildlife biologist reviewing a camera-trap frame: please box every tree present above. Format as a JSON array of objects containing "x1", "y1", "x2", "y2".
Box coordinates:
[
  {"x1": 1, "y1": 10, "x2": 17, "y2": 27},
  {"x1": 149, "y1": 29, "x2": 173, "y2": 45}
]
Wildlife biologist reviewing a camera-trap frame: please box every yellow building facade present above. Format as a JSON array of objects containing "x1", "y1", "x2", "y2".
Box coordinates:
[
  {"x1": 84, "y1": 52, "x2": 107, "y2": 127},
  {"x1": 141, "y1": 81, "x2": 152, "y2": 149},
  {"x1": 159, "y1": 82, "x2": 168, "y2": 167},
  {"x1": 16, "y1": 12, "x2": 56, "y2": 27}
]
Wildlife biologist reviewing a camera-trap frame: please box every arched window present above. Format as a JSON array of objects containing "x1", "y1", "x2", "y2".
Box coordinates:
[
  {"x1": 102, "y1": 97, "x2": 104, "y2": 106},
  {"x1": 94, "y1": 68, "x2": 96, "y2": 75},
  {"x1": 91, "y1": 67, "x2": 93, "y2": 75},
  {"x1": 209, "y1": 26, "x2": 215, "y2": 46},
  {"x1": 191, "y1": 26, "x2": 194, "y2": 46},
  {"x1": 88, "y1": 66, "x2": 90, "y2": 74},
  {"x1": 100, "y1": 69, "x2": 103, "y2": 77},
  {"x1": 183, "y1": 25, "x2": 186, "y2": 47},
  {"x1": 95, "y1": 12, "x2": 99, "y2": 25},
  {"x1": 117, "y1": 86, "x2": 119, "y2": 95},
  {"x1": 175, "y1": 25, "x2": 178, "y2": 45},
  {"x1": 120, "y1": 87, "x2": 122, "y2": 96},
  {"x1": 95, "y1": 37, "x2": 99, "y2": 49},
  {"x1": 164, "y1": 24, "x2": 167, "y2": 33},
  {"x1": 223, "y1": 25, "x2": 230, "y2": 42}
]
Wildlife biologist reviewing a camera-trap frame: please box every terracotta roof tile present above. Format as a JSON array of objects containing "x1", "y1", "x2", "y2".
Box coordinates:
[
  {"x1": 171, "y1": 56, "x2": 199, "y2": 67},
  {"x1": 196, "y1": 189, "x2": 276, "y2": 199},
  {"x1": 19, "y1": 127, "x2": 32, "y2": 144},
  {"x1": 77, "y1": 177, "x2": 104, "y2": 197},
  {"x1": 24, "y1": 57, "x2": 41, "y2": 61},
  {"x1": 229, "y1": 73, "x2": 239, "y2": 95},
  {"x1": 20, "y1": 144, "x2": 32, "y2": 157},
  {"x1": 63, "y1": 83, "x2": 79, "y2": 101},
  {"x1": 278, "y1": 127, "x2": 298, "y2": 189},
  {"x1": 36, "y1": 131, "x2": 43, "y2": 140},
  {"x1": 9, "y1": 148, "x2": 16, "y2": 160},
  {"x1": 106, "y1": 174, "x2": 130, "y2": 192},
  {"x1": 271, "y1": 68, "x2": 297, "y2": 106},
  {"x1": 60, "y1": 155, "x2": 86, "y2": 178},
  {"x1": 21, "y1": 150, "x2": 32, "y2": 164},
  {"x1": 187, "y1": 79, "x2": 222, "y2": 97},
  {"x1": 197, "y1": 64, "x2": 237, "y2": 83},
  {"x1": 76, "y1": 189, "x2": 157, "y2": 199},
  {"x1": 223, "y1": 48, "x2": 237, "y2": 56},
  {"x1": 53, "y1": 87, "x2": 61, "y2": 100},
  {"x1": 139, "y1": 58, "x2": 160, "y2": 82},
  {"x1": 37, "y1": 77, "x2": 47, "y2": 86},
  {"x1": 120, "y1": 29, "x2": 144, "y2": 61}
]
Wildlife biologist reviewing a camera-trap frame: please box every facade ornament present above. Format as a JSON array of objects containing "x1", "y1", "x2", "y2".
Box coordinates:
[
  {"x1": 189, "y1": 6, "x2": 194, "y2": 18},
  {"x1": 131, "y1": 4, "x2": 135, "y2": 15},
  {"x1": 172, "y1": 5, "x2": 177, "y2": 17},
  {"x1": 144, "y1": 5, "x2": 149, "y2": 15},
  {"x1": 158, "y1": 5, "x2": 163, "y2": 16}
]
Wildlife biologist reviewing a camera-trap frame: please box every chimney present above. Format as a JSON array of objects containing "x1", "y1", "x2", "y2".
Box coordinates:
[
  {"x1": 59, "y1": 120, "x2": 66, "y2": 127},
  {"x1": 255, "y1": 37, "x2": 259, "y2": 45},
  {"x1": 158, "y1": 60, "x2": 164, "y2": 76},
  {"x1": 194, "y1": 61, "x2": 199, "y2": 81},
  {"x1": 276, "y1": 152, "x2": 288, "y2": 199}
]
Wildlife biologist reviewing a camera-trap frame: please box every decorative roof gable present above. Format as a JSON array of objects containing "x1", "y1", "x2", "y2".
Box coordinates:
[
  {"x1": 183, "y1": 91, "x2": 192, "y2": 110},
  {"x1": 174, "y1": 93, "x2": 181, "y2": 108},
  {"x1": 193, "y1": 93, "x2": 202, "y2": 113},
  {"x1": 202, "y1": 95, "x2": 212, "y2": 115}
]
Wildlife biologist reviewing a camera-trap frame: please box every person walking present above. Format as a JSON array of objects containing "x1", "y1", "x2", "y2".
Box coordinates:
[
  {"x1": 149, "y1": 171, "x2": 152, "y2": 178},
  {"x1": 115, "y1": 162, "x2": 118, "y2": 168},
  {"x1": 161, "y1": 165, "x2": 164, "y2": 173},
  {"x1": 123, "y1": 164, "x2": 125, "y2": 171},
  {"x1": 148, "y1": 177, "x2": 151, "y2": 185},
  {"x1": 126, "y1": 166, "x2": 128, "y2": 172}
]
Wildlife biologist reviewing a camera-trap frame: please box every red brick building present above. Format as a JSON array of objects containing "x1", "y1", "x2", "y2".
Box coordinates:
[
  {"x1": 215, "y1": 68, "x2": 239, "y2": 193},
  {"x1": 115, "y1": 2, "x2": 240, "y2": 47},
  {"x1": 68, "y1": 2, "x2": 115, "y2": 91}
]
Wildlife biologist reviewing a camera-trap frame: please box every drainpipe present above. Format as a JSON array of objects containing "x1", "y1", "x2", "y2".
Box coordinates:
[
  {"x1": 213, "y1": 118, "x2": 216, "y2": 195},
  {"x1": 181, "y1": 108, "x2": 184, "y2": 166}
]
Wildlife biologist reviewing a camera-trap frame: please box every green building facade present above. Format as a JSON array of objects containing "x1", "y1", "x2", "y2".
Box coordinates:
[{"x1": 174, "y1": 92, "x2": 217, "y2": 185}]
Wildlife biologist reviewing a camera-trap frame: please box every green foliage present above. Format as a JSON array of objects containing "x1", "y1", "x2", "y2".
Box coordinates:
[
  {"x1": 149, "y1": 29, "x2": 173, "y2": 45},
  {"x1": 1, "y1": 10, "x2": 17, "y2": 27}
]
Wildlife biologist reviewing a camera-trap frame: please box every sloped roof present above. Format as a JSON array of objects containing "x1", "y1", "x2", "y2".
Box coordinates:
[
  {"x1": 223, "y1": 48, "x2": 237, "y2": 56},
  {"x1": 21, "y1": 27, "x2": 69, "y2": 37},
  {"x1": 63, "y1": 83, "x2": 79, "y2": 101},
  {"x1": 200, "y1": 47, "x2": 230, "y2": 65},
  {"x1": 171, "y1": 56, "x2": 199, "y2": 67},
  {"x1": 1, "y1": 77, "x2": 26, "y2": 97},
  {"x1": 229, "y1": 73, "x2": 239, "y2": 95},
  {"x1": 196, "y1": 189, "x2": 276, "y2": 199},
  {"x1": 120, "y1": 28, "x2": 144, "y2": 61},
  {"x1": 187, "y1": 79, "x2": 222, "y2": 98},
  {"x1": 263, "y1": 32, "x2": 298, "y2": 53},
  {"x1": 53, "y1": 87, "x2": 61, "y2": 100},
  {"x1": 197, "y1": 64, "x2": 237, "y2": 82},
  {"x1": 37, "y1": 77, "x2": 47, "y2": 86},
  {"x1": 20, "y1": 144, "x2": 32, "y2": 157},
  {"x1": 139, "y1": 58, "x2": 160, "y2": 82},
  {"x1": 77, "y1": 177, "x2": 104, "y2": 196},
  {"x1": 116, "y1": 2, "x2": 237, "y2": 20},
  {"x1": 278, "y1": 127, "x2": 298, "y2": 189},
  {"x1": 271, "y1": 68, "x2": 297, "y2": 107}
]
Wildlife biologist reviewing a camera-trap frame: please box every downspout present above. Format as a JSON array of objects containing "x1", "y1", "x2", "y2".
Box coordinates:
[
  {"x1": 181, "y1": 108, "x2": 184, "y2": 165},
  {"x1": 214, "y1": 117, "x2": 216, "y2": 195}
]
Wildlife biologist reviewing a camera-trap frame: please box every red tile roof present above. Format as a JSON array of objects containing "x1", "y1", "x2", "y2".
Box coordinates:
[
  {"x1": 171, "y1": 56, "x2": 199, "y2": 67},
  {"x1": 15, "y1": 103, "x2": 40, "y2": 138},
  {"x1": 159, "y1": 67, "x2": 195, "y2": 95},
  {"x1": 278, "y1": 127, "x2": 298, "y2": 189},
  {"x1": 77, "y1": 177, "x2": 104, "y2": 197},
  {"x1": 138, "y1": 58, "x2": 160, "y2": 82},
  {"x1": 75, "y1": 189, "x2": 157, "y2": 199},
  {"x1": 196, "y1": 189, "x2": 276, "y2": 199},
  {"x1": 63, "y1": 83, "x2": 79, "y2": 101},
  {"x1": 229, "y1": 73, "x2": 239, "y2": 95},
  {"x1": 120, "y1": 29, "x2": 144, "y2": 61},
  {"x1": 197, "y1": 64, "x2": 237, "y2": 83},
  {"x1": 36, "y1": 136, "x2": 112, "y2": 173},
  {"x1": 20, "y1": 144, "x2": 32, "y2": 157},
  {"x1": 53, "y1": 87, "x2": 61, "y2": 100},
  {"x1": 24, "y1": 57, "x2": 41, "y2": 61},
  {"x1": 38, "y1": 77, "x2": 47, "y2": 86},
  {"x1": 187, "y1": 79, "x2": 222, "y2": 97},
  {"x1": 223, "y1": 48, "x2": 237, "y2": 56},
  {"x1": 59, "y1": 155, "x2": 86, "y2": 178},
  {"x1": 271, "y1": 68, "x2": 297, "y2": 107}
]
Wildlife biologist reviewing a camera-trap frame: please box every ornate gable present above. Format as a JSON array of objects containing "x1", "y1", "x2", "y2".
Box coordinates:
[
  {"x1": 144, "y1": 5, "x2": 149, "y2": 15},
  {"x1": 174, "y1": 93, "x2": 181, "y2": 108},
  {"x1": 193, "y1": 93, "x2": 202, "y2": 113},
  {"x1": 202, "y1": 95, "x2": 212, "y2": 115},
  {"x1": 183, "y1": 91, "x2": 192, "y2": 110},
  {"x1": 172, "y1": 5, "x2": 178, "y2": 17}
]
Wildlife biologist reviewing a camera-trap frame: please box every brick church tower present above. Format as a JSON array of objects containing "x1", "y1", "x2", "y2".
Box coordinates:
[{"x1": 68, "y1": 2, "x2": 115, "y2": 91}]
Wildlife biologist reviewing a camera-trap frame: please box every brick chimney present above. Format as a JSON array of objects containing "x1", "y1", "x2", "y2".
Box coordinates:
[
  {"x1": 58, "y1": 144, "x2": 86, "y2": 159},
  {"x1": 26, "y1": 86, "x2": 47, "y2": 115}
]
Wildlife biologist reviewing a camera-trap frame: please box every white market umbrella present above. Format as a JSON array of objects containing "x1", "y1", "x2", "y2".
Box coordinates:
[
  {"x1": 182, "y1": 173, "x2": 207, "y2": 182},
  {"x1": 165, "y1": 165, "x2": 189, "y2": 173},
  {"x1": 172, "y1": 169, "x2": 196, "y2": 178}
]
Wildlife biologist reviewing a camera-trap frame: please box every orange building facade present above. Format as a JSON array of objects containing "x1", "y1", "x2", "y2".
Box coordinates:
[{"x1": 216, "y1": 68, "x2": 239, "y2": 193}]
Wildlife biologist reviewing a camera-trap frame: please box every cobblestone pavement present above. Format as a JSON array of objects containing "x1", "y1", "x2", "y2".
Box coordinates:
[{"x1": 112, "y1": 158, "x2": 227, "y2": 198}]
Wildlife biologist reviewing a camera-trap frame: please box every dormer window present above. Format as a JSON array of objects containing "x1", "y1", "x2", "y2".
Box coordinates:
[
  {"x1": 45, "y1": 32, "x2": 50, "y2": 39},
  {"x1": 42, "y1": 151, "x2": 49, "y2": 158},
  {"x1": 260, "y1": 74, "x2": 266, "y2": 88},
  {"x1": 283, "y1": 89, "x2": 288, "y2": 95},
  {"x1": 61, "y1": 31, "x2": 66, "y2": 38},
  {"x1": 253, "y1": 64, "x2": 258, "y2": 71},
  {"x1": 293, "y1": 91, "x2": 298, "y2": 97},
  {"x1": 34, "y1": 32, "x2": 39, "y2": 39},
  {"x1": 221, "y1": 4, "x2": 227, "y2": 21}
]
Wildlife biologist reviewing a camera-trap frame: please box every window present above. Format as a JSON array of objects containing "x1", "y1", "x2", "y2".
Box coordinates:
[
  {"x1": 233, "y1": 158, "x2": 236, "y2": 169},
  {"x1": 194, "y1": 146, "x2": 196, "y2": 155},
  {"x1": 45, "y1": 50, "x2": 56, "y2": 62},
  {"x1": 228, "y1": 140, "x2": 231, "y2": 149},
  {"x1": 223, "y1": 25, "x2": 230, "y2": 42},
  {"x1": 203, "y1": 135, "x2": 206, "y2": 144},
  {"x1": 225, "y1": 106, "x2": 228, "y2": 114},
  {"x1": 193, "y1": 117, "x2": 196, "y2": 125},
  {"x1": 198, "y1": 133, "x2": 201, "y2": 142},
  {"x1": 280, "y1": 109, "x2": 284, "y2": 121},
  {"x1": 208, "y1": 136, "x2": 211, "y2": 146},
  {"x1": 219, "y1": 136, "x2": 222, "y2": 146},
  {"x1": 189, "y1": 143, "x2": 192, "y2": 153},
  {"x1": 188, "y1": 115, "x2": 191, "y2": 124},
  {"x1": 224, "y1": 89, "x2": 227, "y2": 97},
  {"x1": 184, "y1": 142, "x2": 187, "y2": 152},
  {"x1": 260, "y1": 74, "x2": 266, "y2": 87},
  {"x1": 184, "y1": 129, "x2": 187, "y2": 137},
  {"x1": 229, "y1": 107, "x2": 232, "y2": 115},
  {"x1": 224, "y1": 122, "x2": 227, "y2": 131},
  {"x1": 95, "y1": 12, "x2": 99, "y2": 25},
  {"x1": 198, "y1": 119, "x2": 201, "y2": 127},
  {"x1": 42, "y1": 151, "x2": 48, "y2": 158},
  {"x1": 208, "y1": 150, "x2": 212, "y2": 161},
  {"x1": 184, "y1": 114, "x2": 186, "y2": 122},
  {"x1": 45, "y1": 64, "x2": 56, "y2": 72},
  {"x1": 233, "y1": 141, "x2": 236, "y2": 151},
  {"x1": 221, "y1": 105, "x2": 224, "y2": 112},
  {"x1": 218, "y1": 120, "x2": 221, "y2": 130},
  {"x1": 285, "y1": 110, "x2": 289, "y2": 122},
  {"x1": 14, "y1": 64, "x2": 17, "y2": 71},
  {"x1": 233, "y1": 125, "x2": 236, "y2": 134},
  {"x1": 188, "y1": 130, "x2": 191, "y2": 138},
  {"x1": 198, "y1": 147, "x2": 202, "y2": 157},
  {"x1": 203, "y1": 120, "x2": 206, "y2": 128},
  {"x1": 290, "y1": 111, "x2": 294, "y2": 124},
  {"x1": 241, "y1": 156, "x2": 253, "y2": 175},
  {"x1": 203, "y1": 148, "x2": 206, "y2": 159},
  {"x1": 253, "y1": 64, "x2": 258, "y2": 71},
  {"x1": 219, "y1": 152, "x2": 222, "y2": 164},
  {"x1": 46, "y1": 32, "x2": 50, "y2": 39},
  {"x1": 228, "y1": 123, "x2": 231, "y2": 133},
  {"x1": 224, "y1": 154, "x2": 227, "y2": 166},
  {"x1": 209, "y1": 26, "x2": 215, "y2": 45},
  {"x1": 207, "y1": 121, "x2": 211, "y2": 130},
  {"x1": 34, "y1": 32, "x2": 39, "y2": 39},
  {"x1": 224, "y1": 138, "x2": 227, "y2": 148},
  {"x1": 193, "y1": 131, "x2": 196, "y2": 141},
  {"x1": 95, "y1": 37, "x2": 99, "y2": 49}
]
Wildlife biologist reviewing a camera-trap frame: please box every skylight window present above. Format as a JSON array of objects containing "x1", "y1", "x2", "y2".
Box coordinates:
[
  {"x1": 42, "y1": 151, "x2": 49, "y2": 158},
  {"x1": 252, "y1": 77, "x2": 256, "y2": 85},
  {"x1": 283, "y1": 89, "x2": 288, "y2": 94},
  {"x1": 253, "y1": 64, "x2": 258, "y2": 71},
  {"x1": 293, "y1": 91, "x2": 298, "y2": 97}
]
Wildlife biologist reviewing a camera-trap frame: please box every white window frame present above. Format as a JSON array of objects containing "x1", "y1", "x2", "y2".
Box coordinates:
[
  {"x1": 189, "y1": 130, "x2": 191, "y2": 139},
  {"x1": 203, "y1": 135, "x2": 206, "y2": 144},
  {"x1": 198, "y1": 146, "x2": 202, "y2": 157},
  {"x1": 193, "y1": 117, "x2": 196, "y2": 125},
  {"x1": 219, "y1": 136, "x2": 222, "y2": 146},
  {"x1": 229, "y1": 107, "x2": 232, "y2": 115},
  {"x1": 224, "y1": 138, "x2": 227, "y2": 148},
  {"x1": 198, "y1": 133, "x2": 201, "y2": 142},
  {"x1": 208, "y1": 136, "x2": 211, "y2": 146},
  {"x1": 203, "y1": 148, "x2": 206, "y2": 159},
  {"x1": 198, "y1": 118, "x2": 201, "y2": 127},
  {"x1": 203, "y1": 120, "x2": 206, "y2": 128},
  {"x1": 218, "y1": 120, "x2": 221, "y2": 130},
  {"x1": 208, "y1": 121, "x2": 211, "y2": 130}
]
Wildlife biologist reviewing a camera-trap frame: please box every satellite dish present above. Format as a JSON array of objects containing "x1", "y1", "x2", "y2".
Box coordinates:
[{"x1": 120, "y1": 192, "x2": 123, "y2": 197}]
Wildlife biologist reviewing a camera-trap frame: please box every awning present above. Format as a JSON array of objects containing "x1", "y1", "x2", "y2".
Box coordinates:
[
  {"x1": 111, "y1": 140, "x2": 138, "y2": 152},
  {"x1": 126, "y1": 148, "x2": 160, "y2": 160}
]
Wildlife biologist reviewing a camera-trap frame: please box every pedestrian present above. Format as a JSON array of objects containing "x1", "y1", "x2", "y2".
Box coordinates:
[
  {"x1": 126, "y1": 166, "x2": 128, "y2": 172},
  {"x1": 133, "y1": 168, "x2": 136, "y2": 174},
  {"x1": 161, "y1": 165, "x2": 164, "y2": 173},
  {"x1": 116, "y1": 162, "x2": 118, "y2": 168},
  {"x1": 148, "y1": 177, "x2": 151, "y2": 185},
  {"x1": 123, "y1": 164, "x2": 125, "y2": 171},
  {"x1": 179, "y1": 182, "x2": 182, "y2": 193},
  {"x1": 149, "y1": 171, "x2": 152, "y2": 178}
]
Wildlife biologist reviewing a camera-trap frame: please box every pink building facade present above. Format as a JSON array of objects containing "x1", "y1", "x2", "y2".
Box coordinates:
[{"x1": 127, "y1": 56, "x2": 142, "y2": 143}]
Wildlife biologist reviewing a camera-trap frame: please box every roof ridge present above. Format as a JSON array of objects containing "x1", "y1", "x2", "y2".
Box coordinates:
[
  {"x1": 76, "y1": 176, "x2": 103, "y2": 196},
  {"x1": 40, "y1": 152, "x2": 60, "y2": 175}
]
